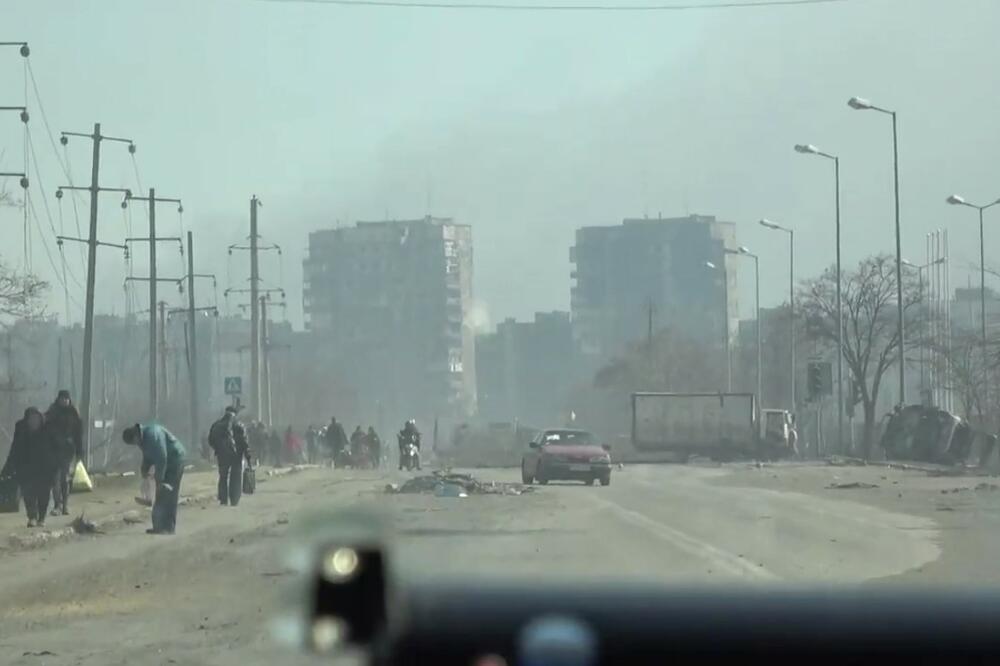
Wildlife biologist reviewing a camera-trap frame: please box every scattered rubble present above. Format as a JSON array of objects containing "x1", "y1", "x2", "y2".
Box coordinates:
[
  {"x1": 386, "y1": 470, "x2": 533, "y2": 496},
  {"x1": 974, "y1": 482, "x2": 999, "y2": 492},
  {"x1": 70, "y1": 513, "x2": 103, "y2": 534},
  {"x1": 826, "y1": 482, "x2": 879, "y2": 490}
]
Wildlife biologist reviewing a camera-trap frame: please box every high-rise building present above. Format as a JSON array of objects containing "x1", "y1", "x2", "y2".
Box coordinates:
[
  {"x1": 570, "y1": 214, "x2": 738, "y2": 367},
  {"x1": 303, "y1": 216, "x2": 476, "y2": 426},
  {"x1": 476, "y1": 311, "x2": 574, "y2": 427}
]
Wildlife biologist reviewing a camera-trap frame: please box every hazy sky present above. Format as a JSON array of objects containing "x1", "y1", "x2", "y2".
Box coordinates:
[{"x1": 2, "y1": 0, "x2": 999, "y2": 331}]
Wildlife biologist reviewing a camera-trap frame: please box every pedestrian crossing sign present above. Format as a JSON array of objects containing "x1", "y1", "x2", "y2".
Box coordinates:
[{"x1": 224, "y1": 376, "x2": 243, "y2": 396}]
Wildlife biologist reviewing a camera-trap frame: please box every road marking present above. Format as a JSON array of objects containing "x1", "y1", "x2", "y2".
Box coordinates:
[{"x1": 584, "y1": 492, "x2": 780, "y2": 581}]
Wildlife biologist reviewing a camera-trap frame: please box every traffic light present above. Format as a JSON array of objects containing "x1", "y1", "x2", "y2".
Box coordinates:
[
  {"x1": 850, "y1": 379, "x2": 862, "y2": 406},
  {"x1": 807, "y1": 361, "x2": 833, "y2": 403}
]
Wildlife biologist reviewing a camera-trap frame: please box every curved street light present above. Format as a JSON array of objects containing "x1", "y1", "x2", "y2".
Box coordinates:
[
  {"x1": 727, "y1": 245, "x2": 762, "y2": 409},
  {"x1": 946, "y1": 194, "x2": 1000, "y2": 349},
  {"x1": 758, "y1": 218, "x2": 796, "y2": 411},
  {"x1": 795, "y1": 141, "x2": 844, "y2": 450},
  {"x1": 705, "y1": 260, "x2": 732, "y2": 390},
  {"x1": 849, "y1": 95, "x2": 904, "y2": 407}
]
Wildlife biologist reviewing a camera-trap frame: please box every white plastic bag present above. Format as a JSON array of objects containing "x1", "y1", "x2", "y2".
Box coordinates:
[{"x1": 135, "y1": 473, "x2": 156, "y2": 507}]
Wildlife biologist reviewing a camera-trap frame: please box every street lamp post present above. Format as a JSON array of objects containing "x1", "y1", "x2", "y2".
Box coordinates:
[
  {"x1": 947, "y1": 194, "x2": 1000, "y2": 422},
  {"x1": 795, "y1": 142, "x2": 843, "y2": 450},
  {"x1": 848, "y1": 96, "x2": 905, "y2": 406},
  {"x1": 946, "y1": 195, "x2": 1000, "y2": 349},
  {"x1": 902, "y1": 257, "x2": 945, "y2": 396},
  {"x1": 727, "y1": 246, "x2": 761, "y2": 409},
  {"x1": 759, "y1": 219, "x2": 795, "y2": 411},
  {"x1": 705, "y1": 260, "x2": 733, "y2": 391}
]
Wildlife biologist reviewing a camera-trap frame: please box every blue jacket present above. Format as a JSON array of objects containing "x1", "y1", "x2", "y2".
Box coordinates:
[{"x1": 137, "y1": 422, "x2": 186, "y2": 483}]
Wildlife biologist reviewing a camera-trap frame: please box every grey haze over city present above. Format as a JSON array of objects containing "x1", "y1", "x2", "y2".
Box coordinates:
[
  {"x1": 2, "y1": 0, "x2": 998, "y2": 329},
  {"x1": 9, "y1": 3, "x2": 1000, "y2": 664}
]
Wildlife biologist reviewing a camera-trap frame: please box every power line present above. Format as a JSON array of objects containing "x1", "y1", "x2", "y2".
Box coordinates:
[
  {"x1": 261, "y1": 0, "x2": 847, "y2": 10},
  {"x1": 26, "y1": 59, "x2": 87, "y2": 267},
  {"x1": 26, "y1": 190, "x2": 83, "y2": 313},
  {"x1": 26, "y1": 128, "x2": 83, "y2": 289}
]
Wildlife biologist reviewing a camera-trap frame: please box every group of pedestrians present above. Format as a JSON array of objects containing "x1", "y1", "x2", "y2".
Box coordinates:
[
  {"x1": 4, "y1": 395, "x2": 425, "y2": 536},
  {"x1": 0, "y1": 390, "x2": 83, "y2": 528},
  {"x1": 313, "y1": 417, "x2": 383, "y2": 468}
]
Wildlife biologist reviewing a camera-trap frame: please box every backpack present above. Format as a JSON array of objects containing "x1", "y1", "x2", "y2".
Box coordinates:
[{"x1": 209, "y1": 419, "x2": 235, "y2": 457}]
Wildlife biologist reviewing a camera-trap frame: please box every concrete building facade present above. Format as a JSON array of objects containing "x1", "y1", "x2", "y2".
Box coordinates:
[
  {"x1": 303, "y1": 217, "x2": 476, "y2": 428},
  {"x1": 570, "y1": 214, "x2": 738, "y2": 368},
  {"x1": 475, "y1": 311, "x2": 574, "y2": 428}
]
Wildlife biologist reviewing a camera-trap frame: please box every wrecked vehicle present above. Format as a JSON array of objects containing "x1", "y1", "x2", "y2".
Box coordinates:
[{"x1": 879, "y1": 405, "x2": 991, "y2": 465}]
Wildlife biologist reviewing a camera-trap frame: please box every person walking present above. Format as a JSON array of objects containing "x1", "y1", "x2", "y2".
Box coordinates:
[
  {"x1": 45, "y1": 390, "x2": 82, "y2": 516},
  {"x1": 267, "y1": 429, "x2": 283, "y2": 467},
  {"x1": 122, "y1": 422, "x2": 186, "y2": 535},
  {"x1": 209, "y1": 407, "x2": 250, "y2": 507},
  {"x1": 367, "y1": 426, "x2": 382, "y2": 469},
  {"x1": 1, "y1": 407, "x2": 59, "y2": 527},
  {"x1": 284, "y1": 426, "x2": 304, "y2": 464},
  {"x1": 305, "y1": 425, "x2": 318, "y2": 464},
  {"x1": 324, "y1": 417, "x2": 348, "y2": 467}
]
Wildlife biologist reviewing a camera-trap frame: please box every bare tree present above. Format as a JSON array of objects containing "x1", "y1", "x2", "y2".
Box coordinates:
[
  {"x1": 0, "y1": 259, "x2": 48, "y2": 320},
  {"x1": 593, "y1": 328, "x2": 721, "y2": 394},
  {"x1": 927, "y1": 332, "x2": 1000, "y2": 432},
  {"x1": 798, "y1": 254, "x2": 923, "y2": 458}
]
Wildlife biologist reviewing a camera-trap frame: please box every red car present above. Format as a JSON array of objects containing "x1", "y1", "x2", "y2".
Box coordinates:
[{"x1": 521, "y1": 428, "x2": 612, "y2": 486}]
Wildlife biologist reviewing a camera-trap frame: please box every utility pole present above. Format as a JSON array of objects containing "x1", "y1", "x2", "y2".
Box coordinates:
[
  {"x1": 233, "y1": 295, "x2": 287, "y2": 428},
  {"x1": 124, "y1": 190, "x2": 182, "y2": 418},
  {"x1": 227, "y1": 197, "x2": 282, "y2": 421},
  {"x1": 260, "y1": 295, "x2": 271, "y2": 426},
  {"x1": 56, "y1": 124, "x2": 134, "y2": 461},
  {"x1": 646, "y1": 298, "x2": 653, "y2": 347},
  {"x1": 159, "y1": 300, "x2": 168, "y2": 401},
  {"x1": 186, "y1": 231, "x2": 199, "y2": 451},
  {"x1": 57, "y1": 337, "x2": 64, "y2": 389},
  {"x1": 124, "y1": 272, "x2": 184, "y2": 407},
  {"x1": 0, "y1": 43, "x2": 30, "y2": 262},
  {"x1": 250, "y1": 196, "x2": 260, "y2": 418}
]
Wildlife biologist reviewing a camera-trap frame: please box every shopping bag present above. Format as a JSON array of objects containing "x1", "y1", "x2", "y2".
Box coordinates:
[
  {"x1": 0, "y1": 475, "x2": 20, "y2": 513},
  {"x1": 70, "y1": 460, "x2": 94, "y2": 493},
  {"x1": 135, "y1": 475, "x2": 156, "y2": 507},
  {"x1": 242, "y1": 461, "x2": 256, "y2": 495}
]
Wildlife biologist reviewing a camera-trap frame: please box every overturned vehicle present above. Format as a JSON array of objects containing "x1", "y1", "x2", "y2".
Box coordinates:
[{"x1": 880, "y1": 405, "x2": 996, "y2": 466}]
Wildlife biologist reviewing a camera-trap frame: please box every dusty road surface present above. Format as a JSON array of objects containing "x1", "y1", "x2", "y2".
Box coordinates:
[{"x1": 1, "y1": 461, "x2": 998, "y2": 665}]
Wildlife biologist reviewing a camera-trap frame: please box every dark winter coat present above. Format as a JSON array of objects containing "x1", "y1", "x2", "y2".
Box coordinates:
[
  {"x1": 45, "y1": 402, "x2": 83, "y2": 462},
  {"x1": 1, "y1": 410, "x2": 60, "y2": 484},
  {"x1": 324, "y1": 422, "x2": 348, "y2": 453}
]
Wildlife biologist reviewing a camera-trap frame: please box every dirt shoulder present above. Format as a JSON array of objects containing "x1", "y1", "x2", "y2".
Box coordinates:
[{"x1": 710, "y1": 460, "x2": 1000, "y2": 584}]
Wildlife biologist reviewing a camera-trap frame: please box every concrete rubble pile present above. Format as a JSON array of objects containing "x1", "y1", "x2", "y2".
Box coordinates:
[{"x1": 384, "y1": 470, "x2": 533, "y2": 497}]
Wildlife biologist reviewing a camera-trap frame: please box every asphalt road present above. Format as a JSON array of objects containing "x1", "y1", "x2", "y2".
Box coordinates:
[{"x1": 0, "y1": 462, "x2": 995, "y2": 665}]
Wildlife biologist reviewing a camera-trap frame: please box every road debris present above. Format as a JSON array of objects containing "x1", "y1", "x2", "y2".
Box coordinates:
[
  {"x1": 122, "y1": 511, "x2": 144, "y2": 524},
  {"x1": 826, "y1": 482, "x2": 879, "y2": 490},
  {"x1": 386, "y1": 470, "x2": 533, "y2": 496},
  {"x1": 435, "y1": 482, "x2": 467, "y2": 498},
  {"x1": 71, "y1": 513, "x2": 103, "y2": 534}
]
